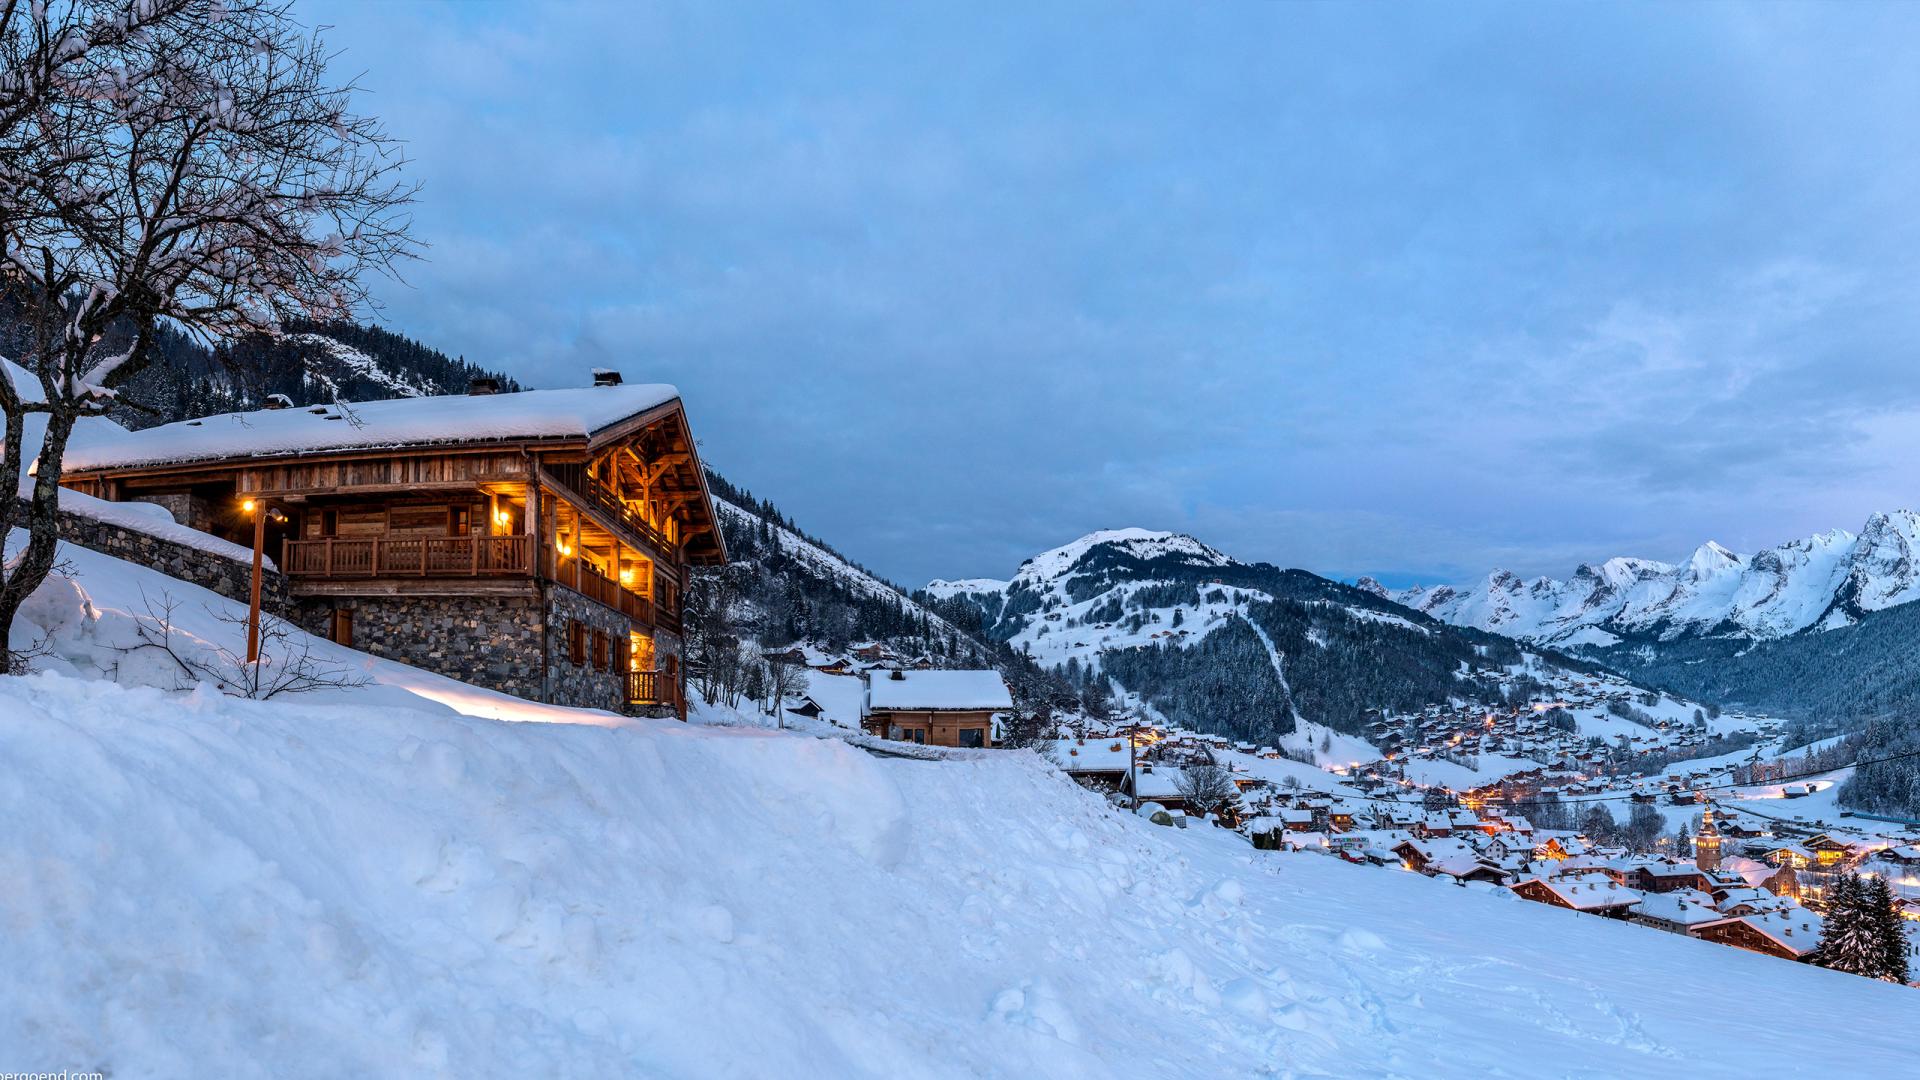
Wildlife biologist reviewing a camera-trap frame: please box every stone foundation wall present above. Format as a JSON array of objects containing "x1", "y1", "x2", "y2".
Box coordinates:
[
  {"x1": 44, "y1": 499, "x2": 288, "y2": 612},
  {"x1": 290, "y1": 583, "x2": 685, "y2": 714},
  {"x1": 291, "y1": 592, "x2": 549, "y2": 701},
  {"x1": 544, "y1": 585, "x2": 633, "y2": 711}
]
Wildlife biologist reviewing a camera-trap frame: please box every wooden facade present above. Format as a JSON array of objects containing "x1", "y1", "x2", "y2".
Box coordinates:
[
  {"x1": 862, "y1": 708, "x2": 996, "y2": 749},
  {"x1": 62, "y1": 388, "x2": 724, "y2": 716}
]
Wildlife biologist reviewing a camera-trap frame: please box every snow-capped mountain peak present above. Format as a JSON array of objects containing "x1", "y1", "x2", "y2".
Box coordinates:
[
  {"x1": 1011, "y1": 528, "x2": 1230, "y2": 588},
  {"x1": 1385, "y1": 509, "x2": 1920, "y2": 647}
]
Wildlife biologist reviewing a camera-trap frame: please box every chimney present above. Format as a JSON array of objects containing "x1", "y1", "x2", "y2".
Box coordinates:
[
  {"x1": 468, "y1": 377, "x2": 500, "y2": 396},
  {"x1": 592, "y1": 368, "x2": 623, "y2": 387}
]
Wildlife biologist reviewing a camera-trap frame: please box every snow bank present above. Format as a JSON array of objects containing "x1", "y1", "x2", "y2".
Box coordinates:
[
  {"x1": 10, "y1": 531, "x2": 610, "y2": 725},
  {"x1": 3, "y1": 668, "x2": 1916, "y2": 1076}
]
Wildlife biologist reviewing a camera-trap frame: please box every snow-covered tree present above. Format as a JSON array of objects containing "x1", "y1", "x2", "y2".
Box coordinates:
[
  {"x1": 1862, "y1": 875, "x2": 1910, "y2": 984},
  {"x1": 0, "y1": 0, "x2": 415, "y2": 665},
  {"x1": 1819, "y1": 874, "x2": 1876, "y2": 976}
]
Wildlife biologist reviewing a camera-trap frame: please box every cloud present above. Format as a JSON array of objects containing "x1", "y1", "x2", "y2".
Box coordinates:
[{"x1": 303, "y1": 1, "x2": 1920, "y2": 588}]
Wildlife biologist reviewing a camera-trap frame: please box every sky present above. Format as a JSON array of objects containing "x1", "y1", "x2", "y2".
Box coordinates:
[{"x1": 303, "y1": 0, "x2": 1920, "y2": 589}]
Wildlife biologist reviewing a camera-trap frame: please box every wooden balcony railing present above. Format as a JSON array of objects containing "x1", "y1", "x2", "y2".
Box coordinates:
[
  {"x1": 565, "y1": 563, "x2": 656, "y2": 625},
  {"x1": 283, "y1": 535, "x2": 534, "y2": 578},
  {"x1": 627, "y1": 668, "x2": 663, "y2": 705},
  {"x1": 547, "y1": 463, "x2": 676, "y2": 555}
]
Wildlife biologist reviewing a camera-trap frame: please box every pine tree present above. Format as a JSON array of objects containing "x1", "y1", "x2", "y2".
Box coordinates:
[
  {"x1": 1861, "y1": 876, "x2": 1910, "y2": 984},
  {"x1": 1819, "y1": 874, "x2": 1876, "y2": 976}
]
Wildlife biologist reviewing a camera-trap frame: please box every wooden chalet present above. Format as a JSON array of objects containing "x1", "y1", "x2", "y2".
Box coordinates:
[
  {"x1": 1690, "y1": 911, "x2": 1824, "y2": 962},
  {"x1": 862, "y1": 669, "x2": 1013, "y2": 748},
  {"x1": 1507, "y1": 877, "x2": 1642, "y2": 919},
  {"x1": 61, "y1": 374, "x2": 725, "y2": 715}
]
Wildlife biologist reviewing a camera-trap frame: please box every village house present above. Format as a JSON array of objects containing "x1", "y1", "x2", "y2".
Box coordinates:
[
  {"x1": 1690, "y1": 910, "x2": 1825, "y2": 962},
  {"x1": 862, "y1": 669, "x2": 1013, "y2": 748},
  {"x1": 1394, "y1": 839, "x2": 1505, "y2": 884},
  {"x1": 1508, "y1": 877, "x2": 1643, "y2": 919},
  {"x1": 1049, "y1": 737, "x2": 1133, "y2": 788},
  {"x1": 61, "y1": 376, "x2": 725, "y2": 715},
  {"x1": 1630, "y1": 890, "x2": 1726, "y2": 935}
]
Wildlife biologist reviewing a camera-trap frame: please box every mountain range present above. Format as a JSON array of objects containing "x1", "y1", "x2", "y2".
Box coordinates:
[
  {"x1": 1363, "y1": 510, "x2": 1920, "y2": 648},
  {"x1": 922, "y1": 527, "x2": 1609, "y2": 745}
]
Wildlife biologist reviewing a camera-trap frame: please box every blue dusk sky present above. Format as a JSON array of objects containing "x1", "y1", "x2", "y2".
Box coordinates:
[{"x1": 305, "y1": 0, "x2": 1920, "y2": 588}]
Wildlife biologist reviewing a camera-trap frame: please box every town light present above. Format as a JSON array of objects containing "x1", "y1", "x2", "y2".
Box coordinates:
[{"x1": 241, "y1": 498, "x2": 257, "y2": 514}]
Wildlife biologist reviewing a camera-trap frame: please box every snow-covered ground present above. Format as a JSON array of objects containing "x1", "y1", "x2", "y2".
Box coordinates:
[
  {"x1": 4, "y1": 669, "x2": 1916, "y2": 1076},
  {"x1": 6, "y1": 536, "x2": 1917, "y2": 1076}
]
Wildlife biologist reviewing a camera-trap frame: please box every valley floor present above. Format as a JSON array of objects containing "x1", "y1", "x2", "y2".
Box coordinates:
[{"x1": 3, "y1": 670, "x2": 1914, "y2": 1079}]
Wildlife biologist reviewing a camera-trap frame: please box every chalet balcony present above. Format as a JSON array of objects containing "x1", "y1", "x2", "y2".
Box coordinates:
[
  {"x1": 626, "y1": 668, "x2": 673, "y2": 706},
  {"x1": 545, "y1": 462, "x2": 676, "y2": 556},
  {"x1": 563, "y1": 561, "x2": 656, "y2": 625},
  {"x1": 283, "y1": 535, "x2": 534, "y2": 578}
]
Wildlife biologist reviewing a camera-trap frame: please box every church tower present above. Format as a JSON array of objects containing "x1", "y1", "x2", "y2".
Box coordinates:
[{"x1": 1694, "y1": 804, "x2": 1722, "y2": 873}]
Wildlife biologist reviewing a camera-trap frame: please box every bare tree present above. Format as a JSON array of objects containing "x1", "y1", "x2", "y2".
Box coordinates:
[
  {"x1": 0, "y1": 0, "x2": 415, "y2": 665},
  {"x1": 1175, "y1": 749, "x2": 1240, "y2": 822},
  {"x1": 115, "y1": 588, "x2": 367, "y2": 699},
  {"x1": 763, "y1": 653, "x2": 806, "y2": 719}
]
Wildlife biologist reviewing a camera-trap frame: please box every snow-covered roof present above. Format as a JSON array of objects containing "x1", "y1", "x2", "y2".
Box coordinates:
[
  {"x1": 1047, "y1": 738, "x2": 1131, "y2": 774},
  {"x1": 1516, "y1": 878, "x2": 1644, "y2": 912},
  {"x1": 794, "y1": 671, "x2": 866, "y2": 729},
  {"x1": 866, "y1": 670, "x2": 1012, "y2": 713},
  {"x1": 1728, "y1": 910, "x2": 1824, "y2": 957},
  {"x1": 1129, "y1": 767, "x2": 1188, "y2": 801},
  {"x1": 1631, "y1": 890, "x2": 1724, "y2": 927},
  {"x1": 62, "y1": 383, "x2": 682, "y2": 471}
]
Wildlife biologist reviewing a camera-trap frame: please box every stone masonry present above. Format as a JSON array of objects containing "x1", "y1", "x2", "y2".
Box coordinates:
[{"x1": 43, "y1": 499, "x2": 289, "y2": 613}]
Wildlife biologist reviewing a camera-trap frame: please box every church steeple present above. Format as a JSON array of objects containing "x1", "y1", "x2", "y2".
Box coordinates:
[{"x1": 1695, "y1": 804, "x2": 1722, "y2": 873}]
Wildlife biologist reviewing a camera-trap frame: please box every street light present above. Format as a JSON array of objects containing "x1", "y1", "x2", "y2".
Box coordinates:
[{"x1": 242, "y1": 497, "x2": 286, "y2": 664}]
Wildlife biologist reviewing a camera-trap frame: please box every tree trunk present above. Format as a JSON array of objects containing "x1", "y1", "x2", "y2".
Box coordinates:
[{"x1": 0, "y1": 405, "x2": 75, "y2": 668}]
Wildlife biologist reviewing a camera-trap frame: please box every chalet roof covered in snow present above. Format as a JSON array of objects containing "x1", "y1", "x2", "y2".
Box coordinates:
[
  {"x1": 61, "y1": 383, "x2": 683, "y2": 471},
  {"x1": 865, "y1": 669, "x2": 1013, "y2": 713},
  {"x1": 1514, "y1": 877, "x2": 1644, "y2": 911}
]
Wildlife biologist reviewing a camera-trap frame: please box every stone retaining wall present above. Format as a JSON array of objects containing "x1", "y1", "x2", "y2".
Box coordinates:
[{"x1": 43, "y1": 500, "x2": 289, "y2": 612}]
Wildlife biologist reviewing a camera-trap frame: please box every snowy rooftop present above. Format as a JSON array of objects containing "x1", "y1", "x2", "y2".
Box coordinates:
[
  {"x1": 1047, "y1": 738, "x2": 1131, "y2": 774},
  {"x1": 1518, "y1": 877, "x2": 1644, "y2": 911},
  {"x1": 865, "y1": 669, "x2": 1013, "y2": 712},
  {"x1": 62, "y1": 383, "x2": 682, "y2": 471}
]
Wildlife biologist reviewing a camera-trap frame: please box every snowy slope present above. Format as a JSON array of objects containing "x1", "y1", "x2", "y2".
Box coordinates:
[
  {"x1": 287, "y1": 332, "x2": 437, "y2": 399},
  {"x1": 3, "y1": 672, "x2": 1915, "y2": 1076},
  {"x1": 927, "y1": 527, "x2": 1645, "y2": 744},
  {"x1": 711, "y1": 495, "x2": 983, "y2": 661},
  {"x1": 1369, "y1": 509, "x2": 1920, "y2": 646}
]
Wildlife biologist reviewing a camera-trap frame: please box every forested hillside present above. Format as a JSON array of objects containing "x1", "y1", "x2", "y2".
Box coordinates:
[
  {"x1": 0, "y1": 298, "x2": 518, "y2": 429},
  {"x1": 924, "y1": 529, "x2": 1608, "y2": 745},
  {"x1": 1597, "y1": 599, "x2": 1920, "y2": 722}
]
